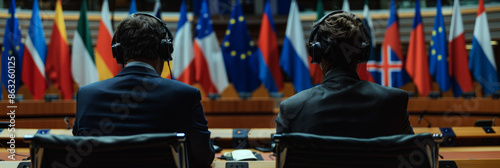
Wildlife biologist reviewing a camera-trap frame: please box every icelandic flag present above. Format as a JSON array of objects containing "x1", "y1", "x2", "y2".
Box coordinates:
[
  {"x1": 194, "y1": 0, "x2": 229, "y2": 95},
  {"x1": 1, "y1": 0, "x2": 24, "y2": 98},
  {"x1": 449, "y1": 0, "x2": 473, "y2": 97},
  {"x1": 129, "y1": 0, "x2": 137, "y2": 15},
  {"x1": 429, "y1": 0, "x2": 450, "y2": 92},
  {"x1": 367, "y1": 0, "x2": 409, "y2": 88},
  {"x1": 406, "y1": 0, "x2": 432, "y2": 97},
  {"x1": 222, "y1": 1, "x2": 261, "y2": 97},
  {"x1": 153, "y1": 0, "x2": 161, "y2": 19},
  {"x1": 21, "y1": 0, "x2": 47, "y2": 100},
  {"x1": 172, "y1": 0, "x2": 195, "y2": 84},
  {"x1": 280, "y1": 0, "x2": 312, "y2": 93},
  {"x1": 358, "y1": 0, "x2": 375, "y2": 82},
  {"x1": 470, "y1": 0, "x2": 500, "y2": 96},
  {"x1": 252, "y1": 0, "x2": 283, "y2": 94}
]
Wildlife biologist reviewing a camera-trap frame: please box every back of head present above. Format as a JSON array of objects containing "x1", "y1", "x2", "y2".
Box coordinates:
[
  {"x1": 311, "y1": 11, "x2": 369, "y2": 72},
  {"x1": 112, "y1": 13, "x2": 167, "y2": 63}
]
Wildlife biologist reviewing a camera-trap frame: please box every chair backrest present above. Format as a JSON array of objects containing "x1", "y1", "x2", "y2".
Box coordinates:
[
  {"x1": 273, "y1": 133, "x2": 441, "y2": 168},
  {"x1": 24, "y1": 133, "x2": 188, "y2": 168}
]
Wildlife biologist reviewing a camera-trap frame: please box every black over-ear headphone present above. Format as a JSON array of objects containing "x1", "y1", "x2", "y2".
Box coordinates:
[
  {"x1": 308, "y1": 10, "x2": 371, "y2": 64},
  {"x1": 111, "y1": 13, "x2": 174, "y2": 65}
]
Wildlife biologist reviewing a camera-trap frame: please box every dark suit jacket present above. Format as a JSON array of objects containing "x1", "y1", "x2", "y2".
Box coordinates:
[
  {"x1": 73, "y1": 65, "x2": 214, "y2": 168},
  {"x1": 276, "y1": 68, "x2": 413, "y2": 138}
]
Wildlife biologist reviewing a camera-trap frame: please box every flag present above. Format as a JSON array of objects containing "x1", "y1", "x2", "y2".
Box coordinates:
[
  {"x1": 406, "y1": 0, "x2": 432, "y2": 97},
  {"x1": 342, "y1": 0, "x2": 350, "y2": 12},
  {"x1": 310, "y1": 0, "x2": 323, "y2": 85},
  {"x1": 153, "y1": 0, "x2": 161, "y2": 19},
  {"x1": 253, "y1": 0, "x2": 284, "y2": 94},
  {"x1": 429, "y1": 0, "x2": 450, "y2": 92},
  {"x1": 358, "y1": 0, "x2": 375, "y2": 82},
  {"x1": 470, "y1": 0, "x2": 500, "y2": 96},
  {"x1": 154, "y1": 0, "x2": 172, "y2": 79},
  {"x1": 172, "y1": 0, "x2": 195, "y2": 84},
  {"x1": 1, "y1": 0, "x2": 24, "y2": 98},
  {"x1": 367, "y1": 0, "x2": 409, "y2": 87},
  {"x1": 221, "y1": 1, "x2": 260, "y2": 97},
  {"x1": 449, "y1": 0, "x2": 473, "y2": 97},
  {"x1": 280, "y1": 0, "x2": 312, "y2": 93},
  {"x1": 194, "y1": 0, "x2": 229, "y2": 95},
  {"x1": 45, "y1": 0, "x2": 73, "y2": 99},
  {"x1": 96, "y1": 0, "x2": 120, "y2": 81},
  {"x1": 22, "y1": 0, "x2": 47, "y2": 100},
  {"x1": 129, "y1": 0, "x2": 137, "y2": 15},
  {"x1": 71, "y1": 0, "x2": 98, "y2": 87}
]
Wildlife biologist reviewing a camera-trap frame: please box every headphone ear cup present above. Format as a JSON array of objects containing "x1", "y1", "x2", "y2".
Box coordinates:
[
  {"x1": 159, "y1": 39, "x2": 173, "y2": 61},
  {"x1": 308, "y1": 42, "x2": 323, "y2": 64},
  {"x1": 112, "y1": 43, "x2": 124, "y2": 65}
]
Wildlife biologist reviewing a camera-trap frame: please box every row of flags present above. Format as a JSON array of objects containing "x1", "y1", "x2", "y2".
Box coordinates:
[
  {"x1": 365, "y1": 0, "x2": 499, "y2": 97},
  {"x1": 1, "y1": 0, "x2": 499, "y2": 100}
]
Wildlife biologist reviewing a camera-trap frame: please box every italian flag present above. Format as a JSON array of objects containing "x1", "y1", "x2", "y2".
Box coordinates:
[{"x1": 71, "y1": 0, "x2": 98, "y2": 87}]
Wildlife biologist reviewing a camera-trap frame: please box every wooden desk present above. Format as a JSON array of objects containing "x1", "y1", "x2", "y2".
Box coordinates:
[
  {"x1": 1, "y1": 98, "x2": 499, "y2": 128},
  {"x1": 1, "y1": 127, "x2": 499, "y2": 147}
]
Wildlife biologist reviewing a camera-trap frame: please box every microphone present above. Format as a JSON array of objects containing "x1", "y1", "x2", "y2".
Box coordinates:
[
  {"x1": 418, "y1": 111, "x2": 431, "y2": 128},
  {"x1": 64, "y1": 117, "x2": 72, "y2": 130}
]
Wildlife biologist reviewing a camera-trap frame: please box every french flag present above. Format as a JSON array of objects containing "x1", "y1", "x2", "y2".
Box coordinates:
[
  {"x1": 469, "y1": 0, "x2": 500, "y2": 96},
  {"x1": 280, "y1": 0, "x2": 312, "y2": 93},
  {"x1": 193, "y1": 0, "x2": 229, "y2": 95},
  {"x1": 449, "y1": 0, "x2": 473, "y2": 97},
  {"x1": 172, "y1": 0, "x2": 195, "y2": 84},
  {"x1": 21, "y1": 0, "x2": 47, "y2": 100},
  {"x1": 253, "y1": 0, "x2": 283, "y2": 94}
]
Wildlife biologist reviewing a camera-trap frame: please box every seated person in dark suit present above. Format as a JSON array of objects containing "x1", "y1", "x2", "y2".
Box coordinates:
[
  {"x1": 276, "y1": 11, "x2": 413, "y2": 138},
  {"x1": 72, "y1": 13, "x2": 214, "y2": 167}
]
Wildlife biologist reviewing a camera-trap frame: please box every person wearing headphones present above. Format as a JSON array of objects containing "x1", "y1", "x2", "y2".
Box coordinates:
[
  {"x1": 276, "y1": 11, "x2": 413, "y2": 137},
  {"x1": 72, "y1": 13, "x2": 214, "y2": 167}
]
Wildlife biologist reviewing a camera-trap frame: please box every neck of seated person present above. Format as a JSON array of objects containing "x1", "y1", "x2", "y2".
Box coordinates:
[{"x1": 126, "y1": 57, "x2": 164, "y2": 76}]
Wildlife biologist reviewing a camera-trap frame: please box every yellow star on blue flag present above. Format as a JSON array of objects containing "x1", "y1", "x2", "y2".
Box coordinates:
[
  {"x1": 429, "y1": 0, "x2": 450, "y2": 92},
  {"x1": 221, "y1": 1, "x2": 260, "y2": 98},
  {"x1": 1, "y1": 0, "x2": 25, "y2": 99}
]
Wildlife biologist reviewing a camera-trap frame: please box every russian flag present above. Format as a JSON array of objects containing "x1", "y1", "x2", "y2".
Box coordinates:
[
  {"x1": 193, "y1": 0, "x2": 229, "y2": 95},
  {"x1": 253, "y1": 0, "x2": 283, "y2": 94},
  {"x1": 358, "y1": 0, "x2": 375, "y2": 83},
  {"x1": 280, "y1": 0, "x2": 312, "y2": 93},
  {"x1": 21, "y1": 0, "x2": 47, "y2": 100},
  {"x1": 449, "y1": 0, "x2": 473, "y2": 97},
  {"x1": 406, "y1": 0, "x2": 432, "y2": 97},
  {"x1": 172, "y1": 0, "x2": 195, "y2": 84},
  {"x1": 469, "y1": 0, "x2": 500, "y2": 96}
]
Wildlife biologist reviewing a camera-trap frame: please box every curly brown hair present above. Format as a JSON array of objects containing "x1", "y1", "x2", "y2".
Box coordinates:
[{"x1": 314, "y1": 12, "x2": 367, "y2": 73}]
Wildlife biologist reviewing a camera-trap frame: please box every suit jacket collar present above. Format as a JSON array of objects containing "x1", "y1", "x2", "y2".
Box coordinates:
[
  {"x1": 322, "y1": 68, "x2": 360, "y2": 85},
  {"x1": 115, "y1": 66, "x2": 160, "y2": 77}
]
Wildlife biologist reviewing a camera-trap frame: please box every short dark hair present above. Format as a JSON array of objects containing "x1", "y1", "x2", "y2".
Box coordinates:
[
  {"x1": 314, "y1": 12, "x2": 365, "y2": 71},
  {"x1": 113, "y1": 14, "x2": 167, "y2": 62}
]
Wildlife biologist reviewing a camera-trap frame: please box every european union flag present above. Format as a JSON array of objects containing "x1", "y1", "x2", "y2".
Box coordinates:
[
  {"x1": 221, "y1": 1, "x2": 260, "y2": 98},
  {"x1": 1, "y1": 0, "x2": 24, "y2": 99},
  {"x1": 429, "y1": 0, "x2": 450, "y2": 92}
]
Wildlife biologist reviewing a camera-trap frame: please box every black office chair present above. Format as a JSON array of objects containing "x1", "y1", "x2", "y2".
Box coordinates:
[
  {"x1": 24, "y1": 133, "x2": 188, "y2": 168},
  {"x1": 274, "y1": 133, "x2": 442, "y2": 168}
]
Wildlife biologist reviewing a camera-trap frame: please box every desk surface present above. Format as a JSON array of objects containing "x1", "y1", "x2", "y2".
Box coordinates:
[{"x1": 1, "y1": 146, "x2": 500, "y2": 168}]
